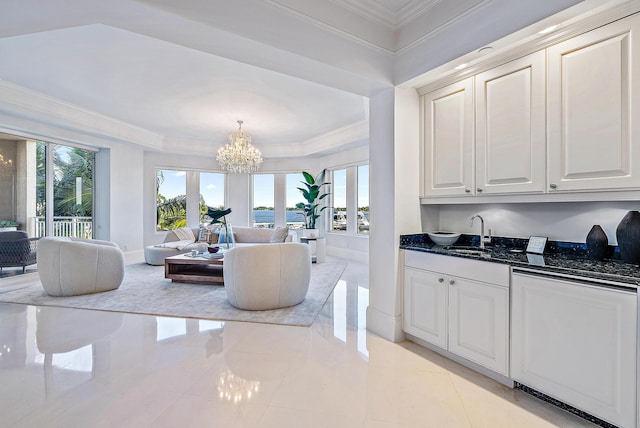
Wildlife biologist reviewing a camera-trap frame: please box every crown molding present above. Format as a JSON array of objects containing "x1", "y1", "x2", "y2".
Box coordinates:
[
  {"x1": 267, "y1": 0, "x2": 396, "y2": 54},
  {"x1": 162, "y1": 120, "x2": 369, "y2": 159},
  {"x1": 0, "y1": 80, "x2": 163, "y2": 150},
  {"x1": 394, "y1": 0, "x2": 490, "y2": 56},
  {"x1": 331, "y1": 0, "x2": 440, "y2": 28},
  {"x1": 411, "y1": 0, "x2": 640, "y2": 94}
]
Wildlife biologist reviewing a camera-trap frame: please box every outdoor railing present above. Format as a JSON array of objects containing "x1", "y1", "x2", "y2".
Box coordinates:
[{"x1": 33, "y1": 216, "x2": 93, "y2": 239}]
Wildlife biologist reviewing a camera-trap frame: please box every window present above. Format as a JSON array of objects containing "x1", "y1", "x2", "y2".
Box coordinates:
[
  {"x1": 0, "y1": 137, "x2": 95, "y2": 239},
  {"x1": 51, "y1": 144, "x2": 94, "y2": 237},
  {"x1": 357, "y1": 164, "x2": 369, "y2": 234},
  {"x1": 253, "y1": 173, "x2": 274, "y2": 228},
  {"x1": 331, "y1": 169, "x2": 347, "y2": 232},
  {"x1": 156, "y1": 169, "x2": 186, "y2": 231},
  {"x1": 286, "y1": 172, "x2": 305, "y2": 229},
  {"x1": 199, "y1": 172, "x2": 225, "y2": 224}
]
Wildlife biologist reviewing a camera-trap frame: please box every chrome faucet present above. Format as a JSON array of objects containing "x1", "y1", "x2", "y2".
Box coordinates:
[{"x1": 471, "y1": 215, "x2": 492, "y2": 250}]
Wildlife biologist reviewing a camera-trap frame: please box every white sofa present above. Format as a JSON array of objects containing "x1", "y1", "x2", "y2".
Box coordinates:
[
  {"x1": 144, "y1": 228, "x2": 200, "y2": 265},
  {"x1": 224, "y1": 243, "x2": 311, "y2": 310},
  {"x1": 144, "y1": 226, "x2": 297, "y2": 265},
  {"x1": 37, "y1": 237, "x2": 125, "y2": 296}
]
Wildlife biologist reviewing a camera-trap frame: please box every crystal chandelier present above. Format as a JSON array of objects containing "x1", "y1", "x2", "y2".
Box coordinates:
[{"x1": 216, "y1": 120, "x2": 263, "y2": 173}]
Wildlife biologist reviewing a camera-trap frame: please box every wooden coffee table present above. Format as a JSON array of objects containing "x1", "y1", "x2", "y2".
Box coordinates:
[{"x1": 164, "y1": 253, "x2": 224, "y2": 285}]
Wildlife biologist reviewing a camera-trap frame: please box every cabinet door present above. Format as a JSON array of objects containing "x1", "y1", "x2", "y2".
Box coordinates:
[
  {"x1": 511, "y1": 273, "x2": 636, "y2": 428},
  {"x1": 422, "y1": 78, "x2": 474, "y2": 197},
  {"x1": 448, "y1": 277, "x2": 509, "y2": 375},
  {"x1": 475, "y1": 51, "x2": 545, "y2": 195},
  {"x1": 403, "y1": 267, "x2": 447, "y2": 348},
  {"x1": 548, "y1": 14, "x2": 640, "y2": 192}
]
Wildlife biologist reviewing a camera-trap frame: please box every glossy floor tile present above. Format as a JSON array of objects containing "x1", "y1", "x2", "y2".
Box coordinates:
[{"x1": 0, "y1": 260, "x2": 596, "y2": 427}]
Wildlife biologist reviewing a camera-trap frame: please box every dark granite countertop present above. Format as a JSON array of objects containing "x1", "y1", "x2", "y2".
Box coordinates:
[{"x1": 400, "y1": 233, "x2": 640, "y2": 288}]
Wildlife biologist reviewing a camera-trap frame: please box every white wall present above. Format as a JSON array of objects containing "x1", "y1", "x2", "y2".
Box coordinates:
[
  {"x1": 427, "y1": 201, "x2": 640, "y2": 245},
  {"x1": 104, "y1": 143, "x2": 144, "y2": 254}
]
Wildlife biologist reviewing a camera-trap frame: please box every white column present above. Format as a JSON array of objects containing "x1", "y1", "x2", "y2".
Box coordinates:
[
  {"x1": 226, "y1": 173, "x2": 250, "y2": 227},
  {"x1": 274, "y1": 173, "x2": 287, "y2": 227},
  {"x1": 186, "y1": 170, "x2": 200, "y2": 228},
  {"x1": 346, "y1": 166, "x2": 358, "y2": 233},
  {"x1": 367, "y1": 86, "x2": 421, "y2": 342},
  {"x1": 367, "y1": 87, "x2": 402, "y2": 341}
]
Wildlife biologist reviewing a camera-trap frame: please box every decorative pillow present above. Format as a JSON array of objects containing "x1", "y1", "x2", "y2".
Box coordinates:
[
  {"x1": 197, "y1": 227, "x2": 208, "y2": 242},
  {"x1": 270, "y1": 226, "x2": 290, "y2": 243},
  {"x1": 173, "y1": 227, "x2": 195, "y2": 241}
]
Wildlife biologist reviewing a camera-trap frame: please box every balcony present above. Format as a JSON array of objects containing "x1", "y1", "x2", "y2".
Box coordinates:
[{"x1": 32, "y1": 216, "x2": 92, "y2": 239}]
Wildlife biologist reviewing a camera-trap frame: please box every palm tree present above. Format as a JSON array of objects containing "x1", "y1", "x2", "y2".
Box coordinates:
[{"x1": 156, "y1": 194, "x2": 187, "y2": 230}]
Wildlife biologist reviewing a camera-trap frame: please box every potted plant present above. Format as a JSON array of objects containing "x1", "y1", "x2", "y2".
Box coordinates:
[
  {"x1": 0, "y1": 220, "x2": 19, "y2": 231},
  {"x1": 296, "y1": 171, "x2": 330, "y2": 238}
]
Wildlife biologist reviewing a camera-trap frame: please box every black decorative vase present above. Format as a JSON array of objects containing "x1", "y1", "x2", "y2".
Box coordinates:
[
  {"x1": 616, "y1": 211, "x2": 640, "y2": 264},
  {"x1": 586, "y1": 225, "x2": 608, "y2": 261}
]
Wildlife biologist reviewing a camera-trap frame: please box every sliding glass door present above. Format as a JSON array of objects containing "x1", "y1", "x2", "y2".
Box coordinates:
[{"x1": 0, "y1": 133, "x2": 94, "y2": 238}]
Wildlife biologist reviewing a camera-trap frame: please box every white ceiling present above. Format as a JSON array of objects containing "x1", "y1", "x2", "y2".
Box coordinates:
[{"x1": 0, "y1": 0, "x2": 585, "y2": 158}]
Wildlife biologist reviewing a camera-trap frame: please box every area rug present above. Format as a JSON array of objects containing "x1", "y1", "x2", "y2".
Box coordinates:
[{"x1": 0, "y1": 261, "x2": 347, "y2": 326}]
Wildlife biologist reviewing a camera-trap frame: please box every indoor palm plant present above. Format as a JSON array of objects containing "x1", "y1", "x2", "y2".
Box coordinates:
[{"x1": 296, "y1": 171, "x2": 329, "y2": 237}]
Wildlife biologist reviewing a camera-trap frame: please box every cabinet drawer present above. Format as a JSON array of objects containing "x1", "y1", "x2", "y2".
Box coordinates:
[{"x1": 404, "y1": 250, "x2": 509, "y2": 287}]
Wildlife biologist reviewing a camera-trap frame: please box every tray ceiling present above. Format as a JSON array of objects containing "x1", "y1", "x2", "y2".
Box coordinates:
[{"x1": 0, "y1": 0, "x2": 586, "y2": 158}]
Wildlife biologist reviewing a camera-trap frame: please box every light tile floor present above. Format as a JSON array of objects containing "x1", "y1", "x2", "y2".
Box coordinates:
[{"x1": 0, "y1": 260, "x2": 596, "y2": 427}]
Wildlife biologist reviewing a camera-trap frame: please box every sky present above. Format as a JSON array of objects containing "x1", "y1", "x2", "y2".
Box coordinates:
[{"x1": 157, "y1": 170, "x2": 224, "y2": 207}]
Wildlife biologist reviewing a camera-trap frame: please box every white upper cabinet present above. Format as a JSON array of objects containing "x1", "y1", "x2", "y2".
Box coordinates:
[
  {"x1": 475, "y1": 51, "x2": 546, "y2": 194},
  {"x1": 422, "y1": 78, "x2": 474, "y2": 197},
  {"x1": 548, "y1": 13, "x2": 640, "y2": 192}
]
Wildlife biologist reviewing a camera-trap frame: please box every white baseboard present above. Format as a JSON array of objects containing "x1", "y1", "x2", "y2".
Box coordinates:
[
  {"x1": 366, "y1": 306, "x2": 404, "y2": 342},
  {"x1": 326, "y1": 246, "x2": 368, "y2": 264},
  {"x1": 124, "y1": 249, "x2": 145, "y2": 265},
  {"x1": 405, "y1": 333, "x2": 514, "y2": 387}
]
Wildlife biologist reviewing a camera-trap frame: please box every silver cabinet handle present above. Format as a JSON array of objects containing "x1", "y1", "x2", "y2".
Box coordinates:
[
  {"x1": 476, "y1": 188, "x2": 483, "y2": 192},
  {"x1": 465, "y1": 188, "x2": 471, "y2": 193},
  {"x1": 438, "y1": 278, "x2": 445, "y2": 283},
  {"x1": 549, "y1": 183, "x2": 557, "y2": 189},
  {"x1": 449, "y1": 280, "x2": 455, "y2": 285}
]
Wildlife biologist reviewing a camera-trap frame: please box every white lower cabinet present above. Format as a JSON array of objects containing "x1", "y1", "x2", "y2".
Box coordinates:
[
  {"x1": 448, "y1": 278, "x2": 509, "y2": 375},
  {"x1": 511, "y1": 272, "x2": 637, "y2": 428},
  {"x1": 403, "y1": 267, "x2": 447, "y2": 348},
  {"x1": 403, "y1": 251, "x2": 510, "y2": 376}
]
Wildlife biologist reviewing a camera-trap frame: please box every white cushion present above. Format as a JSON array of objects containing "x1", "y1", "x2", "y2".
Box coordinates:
[
  {"x1": 270, "y1": 226, "x2": 289, "y2": 243},
  {"x1": 173, "y1": 227, "x2": 196, "y2": 241},
  {"x1": 155, "y1": 240, "x2": 196, "y2": 250}
]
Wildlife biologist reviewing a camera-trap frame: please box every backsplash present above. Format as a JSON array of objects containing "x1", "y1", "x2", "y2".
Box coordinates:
[{"x1": 423, "y1": 201, "x2": 640, "y2": 244}]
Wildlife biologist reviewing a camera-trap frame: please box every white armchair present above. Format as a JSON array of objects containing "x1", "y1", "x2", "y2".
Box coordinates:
[
  {"x1": 224, "y1": 243, "x2": 311, "y2": 310},
  {"x1": 37, "y1": 237, "x2": 125, "y2": 296}
]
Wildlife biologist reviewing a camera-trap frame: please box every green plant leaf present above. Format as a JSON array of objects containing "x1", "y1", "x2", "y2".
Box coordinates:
[{"x1": 302, "y1": 171, "x2": 315, "y2": 185}]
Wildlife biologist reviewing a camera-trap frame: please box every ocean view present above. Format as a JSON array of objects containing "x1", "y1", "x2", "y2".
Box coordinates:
[
  {"x1": 253, "y1": 210, "x2": 305, "y2": 225},
  {"x1": 252, "y1": 209, "x2": 370, "y2": 227}
]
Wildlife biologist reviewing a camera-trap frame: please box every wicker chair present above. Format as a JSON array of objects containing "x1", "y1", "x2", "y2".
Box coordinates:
[{"x1": 0, "y1": 231, "x2": 39, "y2": 273}]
